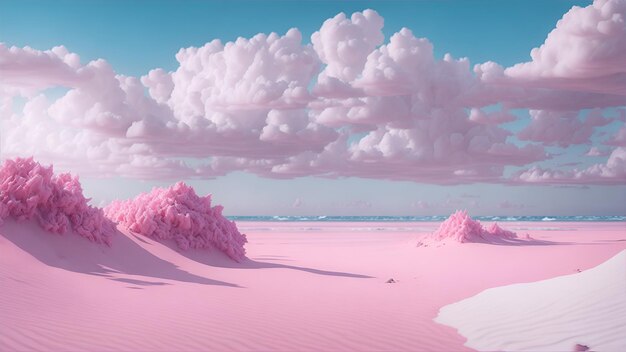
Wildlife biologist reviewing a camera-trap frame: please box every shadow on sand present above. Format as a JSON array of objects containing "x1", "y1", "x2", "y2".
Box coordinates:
[
  {"x1": 484, "y1": 237, "x2": 564, "y2": 246},
  {"x1": 1, "y1": 220, "x2": 238, "y2": 287},
  {"x1": 487, "y1": 235, "x2": 626, "y2": 246},
  {"x1": 416, "y1": 235, "x2": 573, "y2": 247},
  {"x1": 164, "y1": 242, "x2": 374, "y2": 279}
]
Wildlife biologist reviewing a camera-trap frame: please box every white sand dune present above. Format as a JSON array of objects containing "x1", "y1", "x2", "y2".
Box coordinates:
[{"x1": 436, "y1": 250, "x2": 626, "y2": 352}]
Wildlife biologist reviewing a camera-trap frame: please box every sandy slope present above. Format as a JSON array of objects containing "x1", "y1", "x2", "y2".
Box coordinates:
[
  {"x1": 436, "y1": 249, "x2": 626, "y2": 351},
  {"x1": 1, "y1": 220, "x2": 625, "y2": 351}
]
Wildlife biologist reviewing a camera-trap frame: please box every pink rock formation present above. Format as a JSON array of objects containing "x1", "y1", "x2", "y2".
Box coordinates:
[
  {"x1": 0, "y1": 157, "x2": 114, "y2": 244},
  {"x1": 105, "y1": 182, "x2": 247, "y2": 261},
  {"x1": 431, "y1": 210, "x2": 517, "y2": 244}
]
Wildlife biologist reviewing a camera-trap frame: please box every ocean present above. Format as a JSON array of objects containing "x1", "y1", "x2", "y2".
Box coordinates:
[{"x1": 227, "y1": 215, "x2": 626, "y2": 222}]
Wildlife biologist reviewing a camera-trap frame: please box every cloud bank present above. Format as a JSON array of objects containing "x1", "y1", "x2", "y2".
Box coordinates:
[{"x1": 2, "y1": 0, "x2": 625, "y2": 185}]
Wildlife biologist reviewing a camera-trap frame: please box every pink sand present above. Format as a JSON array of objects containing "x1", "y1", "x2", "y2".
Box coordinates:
[{"x1": 1, "y1": 220, "x2": 625, "y2": 351}]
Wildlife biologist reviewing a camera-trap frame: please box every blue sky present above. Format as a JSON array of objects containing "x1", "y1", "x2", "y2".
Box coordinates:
[
  {"x1": 1, "y1": 0, "x2": 625, "y2": 216},
  {"x1": 1, "y1": 0, "x2": 587, "y2": 74}
]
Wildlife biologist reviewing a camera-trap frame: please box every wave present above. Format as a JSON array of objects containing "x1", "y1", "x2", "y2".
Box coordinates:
[{"x1": 228, "y1": 215, "x2": 626, "y2": 222}]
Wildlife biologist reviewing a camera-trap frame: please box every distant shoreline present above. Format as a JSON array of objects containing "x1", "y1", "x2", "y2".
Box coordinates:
[{"x1": 227, "y1": 215, "x2": 626, "y2": 222}]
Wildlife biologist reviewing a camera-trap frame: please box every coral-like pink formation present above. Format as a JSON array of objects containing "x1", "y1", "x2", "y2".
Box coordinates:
[
  {"x1": 430, "y1": 210, "x2": 517, "y2": 244},
  {"x1": 0, "y1": 200, "x2": 7, "y2": 225},
  {"x1": 485, "y1": 222, "x2": 517, "y2": 240},
  {"x1": 0, "y1": 157, "x2": 115, "y2": 244},
  {"x1": 104, "y1": 182, "x2": 247, "y2": 261}
]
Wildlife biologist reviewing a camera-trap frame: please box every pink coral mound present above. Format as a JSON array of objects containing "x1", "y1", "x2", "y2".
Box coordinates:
[
  {"x1": 485, "y1": 222, "x2": 517, "y2": 240},
  {"x1": 0, "y1": 200, "x2": 7, "y2": 225},
  {"x1": 430, "y1": 210, "x2": 517, "y2": 244},
  {"x1": 104, "y1": 182, "x2": 247, "y2": 262},
  {"x1": 0, "y1": 157, "x2": 115, "y2": 244}
]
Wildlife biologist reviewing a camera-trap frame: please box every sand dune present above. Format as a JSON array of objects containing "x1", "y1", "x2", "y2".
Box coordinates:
[
  {"x1": 436, "y1": 249, "x2": 626, "y2": 352},
  {"x1": 1, "y1": 220, "x2": 625, "y2": 351}
]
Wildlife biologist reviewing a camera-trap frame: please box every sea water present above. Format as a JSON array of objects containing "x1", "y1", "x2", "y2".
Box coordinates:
[{"x1": 227, "y1": 215, "x2": 626, "y2": 222}]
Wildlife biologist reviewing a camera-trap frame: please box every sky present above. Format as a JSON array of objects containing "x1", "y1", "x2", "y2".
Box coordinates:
[{"x1": 1, "y1": 0, "x2": 625, "y2": 216}]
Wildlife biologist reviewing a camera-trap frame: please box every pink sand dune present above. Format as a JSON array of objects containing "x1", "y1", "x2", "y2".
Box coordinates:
[
  {"x1": 1, "y1": 219, "x2": 625, "y2": 351},
  {"x1": 0, "y1": 218, "x2": 237, "y2": 287}
]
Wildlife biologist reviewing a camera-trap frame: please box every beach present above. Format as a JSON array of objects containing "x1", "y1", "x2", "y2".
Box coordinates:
[
  {"x1": 1, "y1": 220, "x2": 624, "y2": 351},
  {"x1": 3, "y1": 0, "x2": 626, "y2": 350}
]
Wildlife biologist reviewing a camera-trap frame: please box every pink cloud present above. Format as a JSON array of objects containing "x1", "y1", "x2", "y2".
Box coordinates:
[
  {"x1": 468, "y1": 108, "x2": 516, "y2": 125},
  {"x1": 0, "y1": 38, "x2": 337, "y2": 178},
  {"x1": 586, "y1": 146, "x2": 611, "y2": 157},
  {"x1": 2, "y1": 4, "x2": 624, "y2": 186},
  {"x1": 314, "y1": 27, "x2": 475, "y2": 109},
  {"x1": 504, "y1": 0, "x2": 626, "y2": 96},
  {"x1": 514, "y1": 147, "x2": 626, "y2": 185},
  {"x1": 517, "y1": 110, "x2": 611, "y2": 147},
  {"x1": 1, "y1": 93, "x2": 209, "y2": 179},
  {"x1": 2, "y1": 34, "x2": 543, "y2": 185},
  {"x1": 0, "y1": 44, "x2": 81, "y2": 94},
  {"x1": 169, "y1": 29, "x2": 318, "y2": 113},
  {"x1": 473, "y1": 61, "x2": 626, "y2": 110},
  {"x1": 346, "y1": 109, "x2": 545, "y2": 168},
  {"x1": 470, "y1": 0, "x2": 626, "y2": 111},
  {"x1": 312, "y1": 9, "x2": 384, "y2": 82},
  {"x1": 312, "y1": 74, "x2": 364, "y2": 98},
  {"x1": 254, "y1": 123, "x2": 545, "y2": 185},
  {"x1": 140, "y1": 68, "x2": 173, "y2": 105},
  {"x1": 312, "y1": 96, "x2": 413, "y2": 131},
  {"x1": 353, "y1": 28, "x2": 473, "y2": 99}
]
